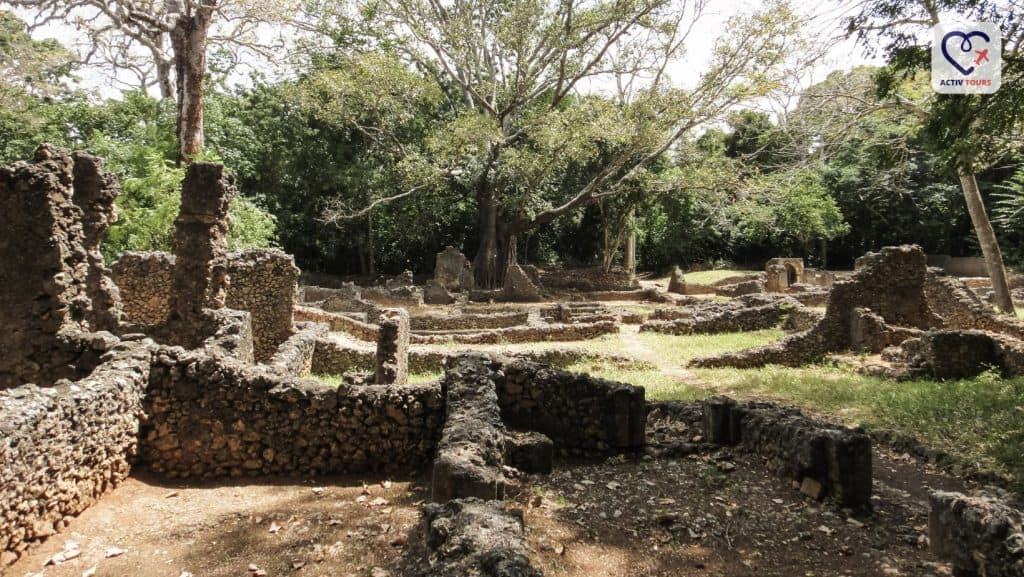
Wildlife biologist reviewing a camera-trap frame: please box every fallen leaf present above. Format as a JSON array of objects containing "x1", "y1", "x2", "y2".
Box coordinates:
[
  {"x1": 269, "y1": 522, "x2": 282, "y2": 534},
  {"x1": 82, "y1": 566, "x2": 97, "y2": 577},
  {"x1": 381, "y1": 480, "x2": 392, "y2": 489},
  {"x1": 165, "y1": 491, "x2": 180, "y2": 498},
  {"x1": 292, "y1": 561, "x2": 306, "y2": 569},
  {"x1": 105, "y1": 547, "x2": 126, "y2": 558},
  {"x1": 369, "y1": 497, "x2": 389, "y2": 507}
]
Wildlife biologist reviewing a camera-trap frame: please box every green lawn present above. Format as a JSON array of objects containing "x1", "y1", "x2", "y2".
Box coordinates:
[
  {"x1": 682, "y1": 269, "x2": 756, "y2": 285},
  {"x1": 696, "y1": 364, "x2": 1024, "y2": 486}
]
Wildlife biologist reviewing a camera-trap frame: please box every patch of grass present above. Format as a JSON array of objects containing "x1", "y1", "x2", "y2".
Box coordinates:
[
  {"x1": 638, "y1": 329, "x2": 784, "y2": 365},
  {"x1": 426, "y1": 334, "x2": 626, "y2": 356},
  {"x1": 314, "y1": 372, "x2": 441, "y2": 386},
  {"x1": 564, "y1": 359, "x2": 705, "y2": 402},
  {"x1": 682, "y1": 269, "x2": 755, "y2": 285},
  {"x1": 695, "y1": 364, "x2": 1024, "y2": 485}
]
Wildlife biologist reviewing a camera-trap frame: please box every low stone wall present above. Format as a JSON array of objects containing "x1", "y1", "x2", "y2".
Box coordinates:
[
  {"x1": 140, "y1": 347, "x2": 445, "y2": 478},
  {"x1": 494, "y1": 358, "x2": 646, "y2": 455},
  {"x1": 703, "y1": 397, "x2": 872, "y2": 509},
  {"x1": 0, "y1": 342, "x2": 152, "y2": 566},
  {"x1": 400, "y1": 499, "x2": 542, "y2": 577},
  {"x1": 432, "y1": 355, "x2": 510, "y2": 501},
  {"x1": 410, "y1": 311, "x2": 529, "y2": 331},
  {"x1": 640, "y1": 300, "x2": 796, "y2": 335},
  {"x1": 295, "y1": 305, "x2": 379, "y2": 341},
  {"x1": 265, "y1": 322, "x2": 326, "y2": 376},
  {"x1": 929, "y1": 490, "x2": 1024, "y2": 577},
  {"x1": 410, "y1": 320, "x2": 619, "y2": 345},
  {"x1": 538, "y1": 266, "x2": 639, "y2": 292},
  {"x1": 715, "y1": 278, "x2": 765, "y2": 297}
]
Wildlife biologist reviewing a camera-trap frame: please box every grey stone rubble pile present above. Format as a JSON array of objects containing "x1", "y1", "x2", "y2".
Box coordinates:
[
  {"x1": 929, "y1": 490, "x2": 1024, "y2": 577},
  {"x1": 703, "y1": 396, "x2": 872, "y2": 509}
]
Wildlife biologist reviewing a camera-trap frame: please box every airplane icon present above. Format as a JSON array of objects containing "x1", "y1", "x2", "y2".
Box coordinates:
[{"x1": 975, "y1": 49, "x2": 990, "y2": 65}]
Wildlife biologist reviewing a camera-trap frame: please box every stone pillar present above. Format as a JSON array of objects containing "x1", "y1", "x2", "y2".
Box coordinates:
[
  {"x1": 71, "y1": 152, "x2": 124, "y2": 330},
  {"x1": 703, "y1": 396, "x2": 739, "y2": 444},
  {"x1": 169, "y1": 163, "x2": 235, "y2": 322},
  {"x1": 375, "y1": 308, "x2": 410, "y2": 385}
]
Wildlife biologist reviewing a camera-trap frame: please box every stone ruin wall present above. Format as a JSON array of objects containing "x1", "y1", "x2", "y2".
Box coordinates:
[
  {"x1": 140, "y1": 347, "x2": 444, "y2": 478},
  {"x1": 0, "y1": 341, "x2": 151, "y2": 565},
  {"x1": 0, "y1": 146, "x2": 124, "y2": 389},
  {"x1": 692, "y1": 246, "x2": 943, "y2": 368},
  {"x1": 112, "y1": 249, "x2": 300, "y2": 362}
]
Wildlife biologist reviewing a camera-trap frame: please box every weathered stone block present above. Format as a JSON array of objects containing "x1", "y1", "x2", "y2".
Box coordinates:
[
  {"x1": 375, "y1": 308, "x2": 410, "y2": 385},
  {"x1": 505, "y1": 431, "x2": 554, "y2": 474}
]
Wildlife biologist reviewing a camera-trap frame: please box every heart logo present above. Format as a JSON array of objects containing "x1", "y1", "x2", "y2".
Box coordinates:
[{"x1": 941, "y1": 30, "x2": 990, "y2": 76}]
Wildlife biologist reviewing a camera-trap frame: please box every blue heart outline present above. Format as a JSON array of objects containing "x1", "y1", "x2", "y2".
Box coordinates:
[{"x1": 941, "y1": 30, "x2": 990, "y2": 76}]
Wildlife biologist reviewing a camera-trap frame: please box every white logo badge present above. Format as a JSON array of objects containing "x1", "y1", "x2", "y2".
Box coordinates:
[{"x1": 932, "y1": 23, "x2": 1001, "y2": 94}]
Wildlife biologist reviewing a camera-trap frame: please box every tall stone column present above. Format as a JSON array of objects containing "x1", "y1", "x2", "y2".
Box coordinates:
[
  {"x1": 375, "y1": 308, "x2": 410, "y2": 385},
  {"x1": 169, "y1": 163, "x2": 235, "y2": 323},
  {"x1": 71, "y1": 152, "x2": 124, "y2": 330}
]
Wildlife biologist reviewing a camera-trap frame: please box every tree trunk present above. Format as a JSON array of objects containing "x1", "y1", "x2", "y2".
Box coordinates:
[
  {"x1": 959, "y1": 170, "x2": 1015, "y2": 313},
  {"x1": 170, "y1": 6, "x2": 213, "y2": 162},
  {"x1": 473, "y1": 188, "x2": 503, "y2": 288},
  {"x1": 625, "y1": 209, "x2": 636, "y2": 275},
  {"x1": 367, "y1": 211, "x2": 376, "y2": 277}
]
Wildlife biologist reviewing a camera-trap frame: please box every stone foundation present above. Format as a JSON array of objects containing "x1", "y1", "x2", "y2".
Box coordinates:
[{"x1": 929, "y1": 490, "x2": 1024, "y2": 577}]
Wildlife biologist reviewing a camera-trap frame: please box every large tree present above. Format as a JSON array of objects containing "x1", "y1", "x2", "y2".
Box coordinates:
[
  {"x1": 5, "y1": 0, "x2": 308, "y2": 160},
  {"x1": 848, "y1": 0, "x2": 1024, "y2": 313},
  {"x1": 322, "y1": 0, "x2": 812, "y2": 286}
]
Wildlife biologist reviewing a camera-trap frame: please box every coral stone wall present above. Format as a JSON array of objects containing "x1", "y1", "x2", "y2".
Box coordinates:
[
  {"x1": 494, "y1": 358, "x2": 646, "y2": 454},
  {"x1": 0, "y1": 146, "x2": 125, "y2": 388},
  {"x1": 225, "y1": 249, "x2": 300, "y2": 361},
  {"x1": 113, "y1": 250, "x2": 300, "y2": 361},
  {"x1": 0, "y1": 343, "x2": 152, "y2": 566},
  {"x1": 140, "y1": 348, "x2": 444, "y2": 478}
]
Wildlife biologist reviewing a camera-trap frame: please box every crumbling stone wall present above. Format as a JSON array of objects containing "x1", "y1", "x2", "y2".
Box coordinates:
[
  {"x1": 409, "y1": 320, "x2": 618, "y2": 345},
  {"x1": 111, "y1": 252, "x2": 174, "y2": 325},
  {"x1": 641, "y1": 299, "x2": 796, "y2": 335},
  {"x1": 168, "y1": 162, "x2": 235, "y2": 332},
  {"x1": 433, "y1": 246, "x2": 474, "y2": 291},
  {"x1": 929, "y1": 490, "x2": 1024, "y2": 577},
  {"x1": 537, "y1": 265, "x2": 639, "y2": 292},
  {"x1": 925, "y1": 271, "x2": 1024, "y2": 340},
  {"x1": 265, "y1": 322, "x2": 326, "y2": 376},
  {"x1": 433, "y1": 355, "x2": 510, "y2": 501},
  {"x1": 224, "y1": 249, "x2": 299, "y2": 361},
  {"x1": 0, "y1": 146, "x2": 126, "y2": 388},
  {"x1": 115, "y1": 250, "x2": 301, "y2": 360},
  {"x1": 0, "y1": 342, "x2": 151, "y2": 566},
  {"x1": 494, "y1": 358, "x2": 646, "y2": 455},
  {"x1": 503, "y1": 264, "x2": 544, "y2": 302},
  {"x1": 693, "y1": 246, "x2": 940, "y2": 368},
  {"x1": 410, "y1": 311, "x2": 529, "y2": 331},
  {"x1": 140, "y1": 348, "x2": 444, "y2": 478},
  {"x1": 703, "y1": 397, "x2": 872, "y2": 509},
  {"x1": 295, "y1": 305, "x2": 379, "y2": 341}
]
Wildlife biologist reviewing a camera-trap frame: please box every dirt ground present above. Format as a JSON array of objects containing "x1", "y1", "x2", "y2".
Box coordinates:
[
  {"x1": 3, "y1": 473, "x2": 428, "y2": 577},
  {"x1": 515, "y1": 447, "x2": 968, "y2": 577},
  {"x1": 4, "y1": 443, "x2": 975, "y2": 577}
]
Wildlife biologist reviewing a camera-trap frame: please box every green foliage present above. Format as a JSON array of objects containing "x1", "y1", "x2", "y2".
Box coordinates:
[
  {"x1": 993, "y1": 168, "x2": 1024, "y2": 267},
  {"x1": 102, "y1": 151, "x2": 278, "y2": 261}
]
